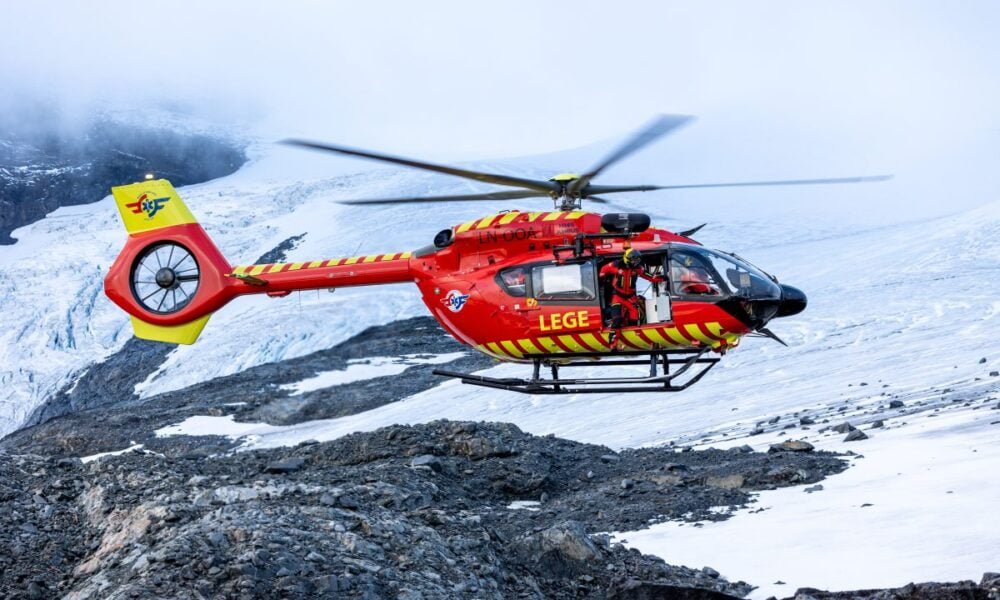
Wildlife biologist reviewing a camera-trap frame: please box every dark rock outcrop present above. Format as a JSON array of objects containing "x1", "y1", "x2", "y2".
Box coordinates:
[
  {"x1": 785, "y1": 578, "x2": 998, "y2": 600},
  {"x1": 23, "y1": 337, "x2": 174, "y2": 428},
  {"x1": 0, "y1": 119, "x2": 245, "y2": 244},
  {"x1": 16, "y1": 316, "x2": 492, "y2": 442},
  {"x1": 2, "y1": 420, "x2": 850, "y2": 599},
  {"x1": 254, "y1": 233, "x2": 307, "y2": 264}
]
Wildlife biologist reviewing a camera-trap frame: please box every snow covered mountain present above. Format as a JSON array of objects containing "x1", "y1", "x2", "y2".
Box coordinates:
[
  {"x1": 1, "y1": 125, "x2": 998, "y2": 595},
  {"x1": 0, "y1": 139, "x2": 534, "y2": 434},
  {"x1": 0, "y1": 117, "x2": 245, "y2": 244},
  {"x1": 3, "y1": 131, "x2": 995, "y2": 436}
]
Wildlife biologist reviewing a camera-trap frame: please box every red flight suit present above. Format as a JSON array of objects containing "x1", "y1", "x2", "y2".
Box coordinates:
[{"x1": 599, "y1": 260, "x2": 663, "y2": 328}]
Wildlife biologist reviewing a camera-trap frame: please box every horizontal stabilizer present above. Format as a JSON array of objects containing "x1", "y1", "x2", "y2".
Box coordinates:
[{"x1": 228, "y1": 273, "x2": 269, "y2": 286}]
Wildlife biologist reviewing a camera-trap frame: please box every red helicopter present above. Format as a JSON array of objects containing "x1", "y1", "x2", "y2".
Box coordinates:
[{"x1": 104, "y1": 116, "x2": 888, "y2": 393}]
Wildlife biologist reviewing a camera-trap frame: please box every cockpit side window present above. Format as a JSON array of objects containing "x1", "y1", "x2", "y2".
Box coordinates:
[
  {"x1": 498, "y1": 266, "x2": 528, "y2": 297},
  {"x1": 666, "y1": 245, "x2": 782, "y2": 300},
  {"x1": 669, "y1": 251, "x2": 724, "y2": 297}
]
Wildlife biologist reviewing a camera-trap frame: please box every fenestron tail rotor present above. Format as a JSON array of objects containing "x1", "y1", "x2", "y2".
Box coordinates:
[
  {"x1": 131, "y1": 242, "x2": 200, "y2": 314},
  {"x1": 282, "y1": 115, "x2": 891, "y2": 211}
]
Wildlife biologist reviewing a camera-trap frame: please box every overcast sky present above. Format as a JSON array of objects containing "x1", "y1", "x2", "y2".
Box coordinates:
[{"x1": 2, "y1": 1, "x2": 998, "y2": 219}]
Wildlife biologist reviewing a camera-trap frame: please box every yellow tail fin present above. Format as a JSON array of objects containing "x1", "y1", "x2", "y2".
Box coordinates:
[
  {"x1": 111, "y1": 179, "x2": 198, "y2": 235},
  {"x1": 131, "y1": 315, "x2": 212, "y2": 345},
  {"x1": 108, "y1": 179, "x2": 214, "y2": 344}
]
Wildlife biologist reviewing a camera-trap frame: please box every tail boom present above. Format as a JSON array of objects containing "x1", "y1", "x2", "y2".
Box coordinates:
[
  {"x1": 105, "y1": 179, "x2": 415, "y2": 345},
  {"x1": 228, "y1": 252, "x2": 414, "y2": 293}
]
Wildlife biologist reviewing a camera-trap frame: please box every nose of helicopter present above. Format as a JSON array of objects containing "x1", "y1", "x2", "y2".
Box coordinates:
[
  {"x1": 732, "y1": 284, "x2": 807, "y2": 345},
  {"x1": 776, "y1": 284, "x2": 807, "y2": 318},
  {"x1": 730, "y1": 283, "x2": 807, "y2": 334}
]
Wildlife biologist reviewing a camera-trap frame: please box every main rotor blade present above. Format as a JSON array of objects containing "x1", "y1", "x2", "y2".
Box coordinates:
[
  {"x1": 570, "y1": 114, "x2": 694, "y2": 195},
  {"x1": 586, "y1": 175, "x2": 892, "y2": 195},
  {"x1": 585, "y1": 184, "x2": 663, "y2": 195},
  {"x1": 282, "y1": 139, "x2": 558, "y2": 194},
  {"x1": 585, "y1": 196, "x2": 637, "y2": 212},
  {"x1": 656, "y1": 174, "x2": 893, "y2": 191},
  {"x1": 338, "y1": 190, "x2": 548, "y2": 205}
]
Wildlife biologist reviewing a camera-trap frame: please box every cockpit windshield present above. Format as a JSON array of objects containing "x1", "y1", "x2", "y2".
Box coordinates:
[{"x1": 668, "y1": 244, "x2": 781, "y2": 300}]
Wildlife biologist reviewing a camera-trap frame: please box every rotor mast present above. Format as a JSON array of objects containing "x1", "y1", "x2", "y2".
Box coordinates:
[
  {"x1": 556, "y1": 194, "x2": 582, "y2": 211},
  {"x1": 548, "y1": 173, "x2": 586, "y2": 210}
]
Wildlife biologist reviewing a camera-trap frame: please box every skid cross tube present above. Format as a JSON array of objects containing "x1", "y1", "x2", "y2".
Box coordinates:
[{"x1": 433, "y1": 347, "x2": 719, "y2": 394}]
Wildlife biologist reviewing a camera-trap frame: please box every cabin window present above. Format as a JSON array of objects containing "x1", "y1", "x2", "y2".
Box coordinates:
[
  {"x1": 667, "y1": 245, "x2": 780, "y2": 300},
  {"x1": 669, "y1": 250, "x2": 724, "y2": 297},
  {"x1": 498, "y1": 266, "x2": 528, "y2": 297},
  {"x1": 531, "y1": 262, "x2": 596, "y2": 301}
]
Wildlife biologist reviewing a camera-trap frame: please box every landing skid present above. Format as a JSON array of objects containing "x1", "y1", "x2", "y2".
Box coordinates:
[{"x1": 434, "y1": 348, "x2": 719, "y2": 394}]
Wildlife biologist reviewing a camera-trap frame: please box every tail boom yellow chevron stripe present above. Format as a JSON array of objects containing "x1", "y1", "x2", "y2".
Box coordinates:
[{"x1": 231, "y1": 252, "x2": 412, "y2": 276}]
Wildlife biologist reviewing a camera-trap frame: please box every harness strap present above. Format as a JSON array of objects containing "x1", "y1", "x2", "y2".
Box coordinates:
[{"x1": 612, "y1": 268, "x2": 638, "y2": 295}]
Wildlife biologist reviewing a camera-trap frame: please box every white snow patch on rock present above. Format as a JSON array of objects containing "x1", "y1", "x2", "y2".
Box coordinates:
[
  {"x1": 280, "y1": 352, "x2": 467, "y2": 395},
  {"x1": 613, "y1": 406, "x2": 1000, "y2": 598},
  {"x1": 80, "y1": 443, "x2": 149, "y2": 463}
]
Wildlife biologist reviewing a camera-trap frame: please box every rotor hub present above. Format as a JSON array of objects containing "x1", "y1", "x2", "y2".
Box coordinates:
[{"x1": 155, "y1": 267, "x2": 177, "y2": 289}]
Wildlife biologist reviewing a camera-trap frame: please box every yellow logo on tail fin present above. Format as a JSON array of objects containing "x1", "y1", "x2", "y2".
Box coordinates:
[{"x1": 112, "y1": 179, "x2": 197, "y2": 235}]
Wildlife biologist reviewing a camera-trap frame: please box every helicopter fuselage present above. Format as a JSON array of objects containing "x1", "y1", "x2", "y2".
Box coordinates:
[
  {"x1": 104, "y1": 179, "x2": 807, "y2": 391},
  {"x1": 103, "y1": 112, "x2": 868, "y2": 389},
  {"x1": 222, "y1": 209, "x2": 761, "y2": 360}
]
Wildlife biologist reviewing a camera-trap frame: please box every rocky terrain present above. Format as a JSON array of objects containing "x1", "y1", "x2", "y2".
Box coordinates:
[
  {"x1": 1, "y1": 418, "x2": 853, "y2": 599},
  {"x1": 1, "y1": 316, "x2": 841, "y2": 598},
  {"x1": 788, "y1": 578, "x2": 1000, "y2": 600},
  {"x1": 3, "y1": 141, "x2": 996, "y2": 596},
  {"x1": 5, "y1": 318, "x2": 995, "y2": 598}
]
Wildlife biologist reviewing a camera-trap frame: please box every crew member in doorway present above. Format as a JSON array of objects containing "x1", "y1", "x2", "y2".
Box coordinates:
[{"x1": 600, "y1": 248, "x2": 664, "y2": 348}]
